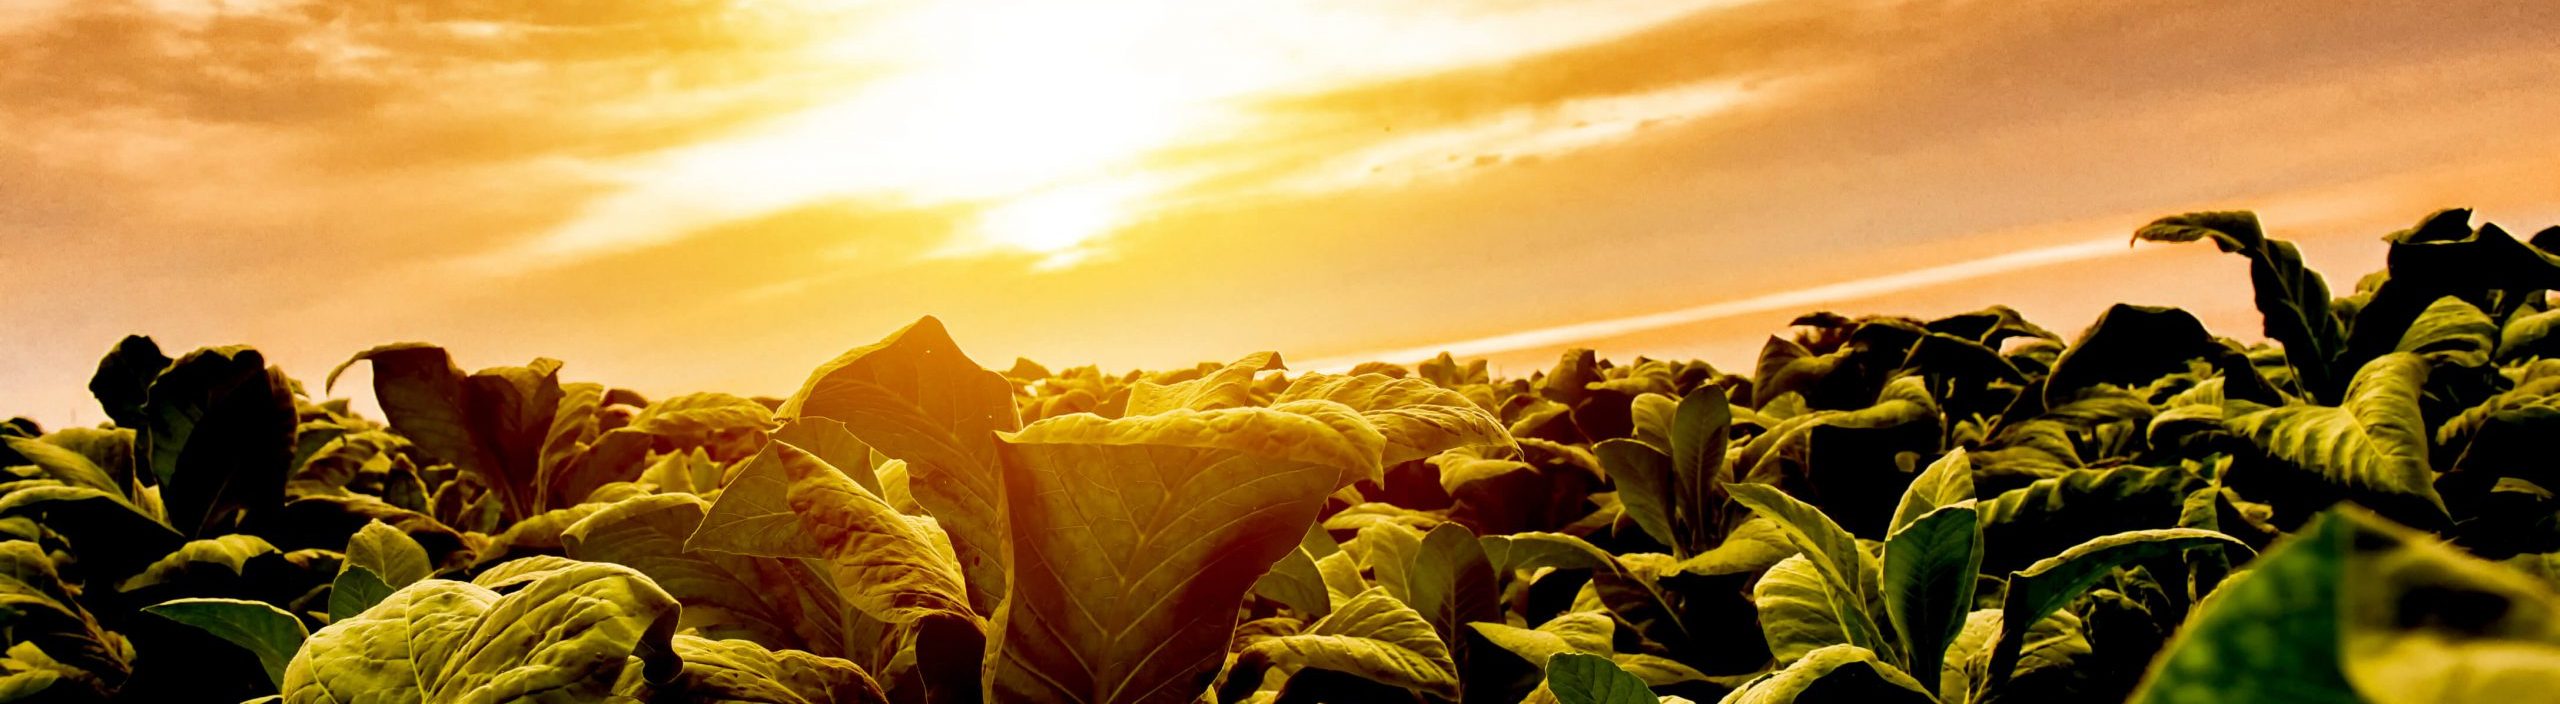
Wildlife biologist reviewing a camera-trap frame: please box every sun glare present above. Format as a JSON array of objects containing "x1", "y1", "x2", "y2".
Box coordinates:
[{"x1": 491, "y1": 0, "x2": 1759, "y2": 272}]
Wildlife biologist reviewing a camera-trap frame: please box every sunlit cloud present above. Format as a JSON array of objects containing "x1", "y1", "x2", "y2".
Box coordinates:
[
  {"x1": 1300, "y1": 234, "x2": 2140, "y2": 372},
  {"x1": 477, "y1": 0, "x2": 1766, "y2": 274}
]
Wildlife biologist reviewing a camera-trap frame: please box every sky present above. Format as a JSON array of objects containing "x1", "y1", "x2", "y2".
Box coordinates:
[{"x1": 4, "y1": 0, "x2": 2558, "y2": 427}]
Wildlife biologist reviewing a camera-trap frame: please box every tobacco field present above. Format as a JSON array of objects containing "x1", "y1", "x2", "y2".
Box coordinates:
[{"x1": 4, "y1": 208, "x2": 2558, "y2": 704}]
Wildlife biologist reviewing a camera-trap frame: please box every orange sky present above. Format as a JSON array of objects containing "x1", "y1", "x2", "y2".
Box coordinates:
[{"x1": 4, "y1": 0, "x2": 2559, "y2": 426}]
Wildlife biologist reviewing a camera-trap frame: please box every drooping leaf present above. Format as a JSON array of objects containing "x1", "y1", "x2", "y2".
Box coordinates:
[
  {"x1": 1989, "y1": 528, "x2": 2246, "y2": 690},
  {"x1": 778, "y1": 316, "x2": 1021, "y2": 616},
  {"x1": 1230, "y1": 587, "x2": 1460, "y2": 700},
  {"x1": 89, "y1": 335, "x2": 171, "y2": 431},
  {"x1": 616, "y1": 635, "x2": 888, "y2": 704},
  {"x1": 280, "y1": 560, "x2": 683, "y2": 703},
  {"x1": 2394, "y1": 296, "x2": 2497, "y2": 368},
  {"x1": 117, "y1": 533, "x2": 279, "y2": 592},
  {"x1": 1976, "y1": 465, "x2": 2204, "y2": 574},
  {"x1": 987, "y1": 405, "x2": 1359, "y2": 704},
  {"x1": 2135, "y1": 211, "x2": 2347, "y2": 401},
  {"x1": 0, "y1": 436, "x2": 123, "y2": 497},
  {"x1": 1717, "y1": 645, "x2": 1933, "y2": 704},
  {"x1": 329, "y1": 343, "x2": 564, "y2": 524},
  {"x1": 0, "y1": 541, "x2": 129, "y2": 696},
  {"x1": 2226, "y1": 352, "x2": 2449, "y2": 526},
  {"x1": 1127, "y1": 351, "x2": 1283, "y2": 415},
  {"x1": 1273, "y1": 373, "x2": 1515, "y2": 468},
  {"x1": 142, "y1": 598, "x2": 306, "y2": 691},
  {"x1": 0, "y1": 484, "x2": 185, "y2": 580}
]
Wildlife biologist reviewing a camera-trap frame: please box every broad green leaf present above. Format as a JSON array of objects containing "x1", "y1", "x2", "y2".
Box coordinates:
[
  {"x1": 329, "y1": 343, "x2": 564, "y2": 524},
  {"x1": 772, "y1": 417, "x2": 880, "y2": 494},
  {"x1": 1231, "y1": 587, "x2": 1459, "y2": 699},
  {"x1": 1717, "y1": 645, "x2": 1933, "y2": 704},
  {"x1": 1597, "y1": 438, "x2": 1679, "y2": 550},
  {"x1": 1976, "y1": 465, "x2": 2202, "y2": 574},
  {"x1": 1667, "y1": 385, "x2": 1732, "y2": 556},
  {"x1": 343, "y1": 519, "x2": 432, "y2": 587},
  {"x1": 687, "y1": 439, "x2": 973, "y2": 626},
  {"x1": 1727, "y1": 483, "x2": 1889, "y2": 658},
  {"x1": 1889, "y1": 450, "x2": 1973, "y2": 537},
  {"x1": 0, "y1": 436, "x2": 121, "y2": 496},
  {"x1": 1126, "y1": 351, "x2": 1282, "y2": 415},
  {"x1": 2226, "y1": 352, "x2": 2449, "y2": 524},
  {"x1": 565, "y1": 493, "x2": 858, "y2": 661},
  {"x1": 328, "y1": 566, "x2": 393, "y2": 623},
  {"x1": 777, "y1": 316, "x2": 1021, "y2": 616},
  {"x1": 0, "y1": 541, "x2": 129, "y2": 695},
  {"x1": 1404, "y1": 522, "x2": 1499, "y2": 661},
  {"x1": 1881, "y1": 503, "x2": 1979, "y2": 681},
  {"x1": 1673, "y1": 516, "x2": 1795, "y2": 577},
  {"x1": 1941, "y1": 609, "x2": 2088, "y2": 704},
  {"x1": 0, "y1": 484, "x2": 182, "y2": 580},
  {"x1": 143, "y1": 597, "x2": 307, "y2": 691},
  {"x1": 1348, "y1": 523, "x2": 1425, "y2": 603},
  {"x1": 144, "y1": 346, "x2": 297, "y2": 537},
  {"x1": 2135, "y1": 211, "x2": 2347, "y2": 401},
  {"x1": 1273, "y1": 373, "x2": 1515, "y2": 468},
  {"x1": 1481, "y1": 532, "x2": 1617, "y2": 575},
  {"x1": 2136, "y1": 506, "x2": 2560, "y2": 703},
  {"x1": 988, "y1": 406, "x2": 1355, "y2": 704},
  {"x1": 628, "y1": 392, "x2": 776, "y2": 440},
  {"x1": 615, "y1": 635, "x2": 887, "y2": 703},
  {"x1": 1630, "y1": 392, "x2": 1679, "y2": 452},
  {"x1": 281, "y1": 561, "x2": 682, "y2": 703},
  {"x1": 2394, "y1": 296, "x2": 2496, "y2": 367},
  {"x1": 117, "y1": 533, "x2": 278, "y2": 592},
  {"x1": 1546, "y1": 652, "x2": 1655, "y2": 704},
  {"x1": 1755, "y1": 555, "x2": 1847, "y2": 664},
  {"x1": 1252, "y1": 546, "x2": 1331, "y2": 619}
]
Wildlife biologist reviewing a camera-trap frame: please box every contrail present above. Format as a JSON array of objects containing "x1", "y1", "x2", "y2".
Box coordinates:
[{"x1": 1304, "y1": 234, "x2": 2139, "y2": 372}]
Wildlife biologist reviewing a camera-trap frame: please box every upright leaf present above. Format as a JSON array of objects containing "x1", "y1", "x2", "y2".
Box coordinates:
[
  {"x1": 1545, "y1": 653, "x2": 1655, "y2": 704},
  {"x1": 688, "y1": 440, "x2": 973, "y2": 626},
  {"x1": 145, "y1": 346, "x2": 297, "y2": 537},
  {"x1": 566, "y1": 493, "x2": 858, "y2": 661},
  {"x1": 778, "y1": 316, "x2": 1020, "y2": 616},
  {"x1": 1881, "y1": 503, "x2": 1979, "y2": 682},
  {"x1": 1727, "y1": 483, "x2": 1889, "y2": 658},
  {"x1": 988, "y1": 406, "x2": 1358, "y2": 704},
  {"x1": 1667, "y1": 385, "x2": 1732, "y2": 557}
]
